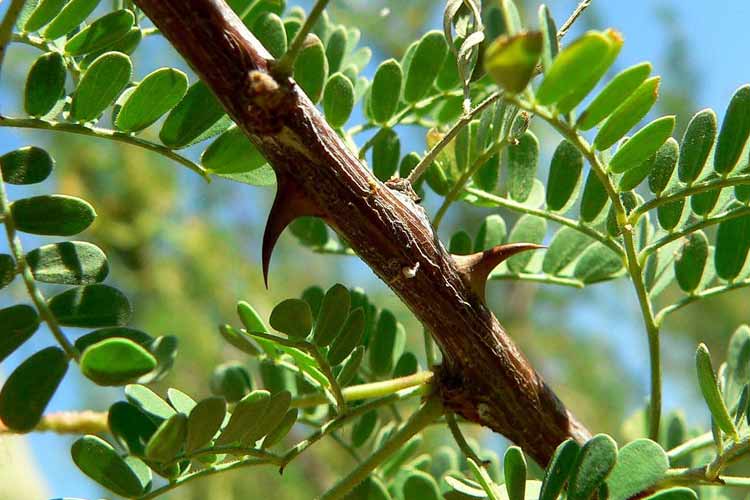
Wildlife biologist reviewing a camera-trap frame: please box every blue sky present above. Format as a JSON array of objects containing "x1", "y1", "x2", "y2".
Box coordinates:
[{"x1": 1, "y1": 0, "x2": 749, "y2": 498}]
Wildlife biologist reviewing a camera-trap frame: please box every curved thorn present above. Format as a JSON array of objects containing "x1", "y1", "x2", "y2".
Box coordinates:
[
  {"x1": 262, "y1": 178, "x2": 323, "y2": 288},
  {"x1": 453, "y1": 243, "x2": 546, "y2": 300}
]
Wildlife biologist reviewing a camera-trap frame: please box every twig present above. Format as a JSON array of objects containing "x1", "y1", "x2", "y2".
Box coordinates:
[
  {"x1": 0, "y1": 0, "x2": 26, "y2": 84},
  {"x1": 557, "y1": 0, "x2": 593, "y2": 39},
  {"x1": 273, "y1": 0, "x2": 331, "y2": 77}
]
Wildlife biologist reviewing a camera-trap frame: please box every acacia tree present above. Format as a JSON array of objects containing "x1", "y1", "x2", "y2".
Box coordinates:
[{"x1": 1, "y1": 0, "x2": 750, "y2": 498}]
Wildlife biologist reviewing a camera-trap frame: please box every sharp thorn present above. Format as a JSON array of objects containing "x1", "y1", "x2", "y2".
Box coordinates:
[
  {"x1": 262, "y1": 178, "x2": 323, "y2": 288},
  {"x1": 453, "y1": 243, "x2": 546, "y2": 300}
]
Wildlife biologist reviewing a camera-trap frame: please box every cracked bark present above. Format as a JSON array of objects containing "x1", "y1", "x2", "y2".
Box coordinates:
[{"x1": 133, "y1": 0, "x2": 591, "y2": 465}]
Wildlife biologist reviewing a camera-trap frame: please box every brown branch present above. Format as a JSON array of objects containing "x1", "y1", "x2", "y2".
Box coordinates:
[{"x1": 132, "y1": 0, "x2": 590, "y2": 466}]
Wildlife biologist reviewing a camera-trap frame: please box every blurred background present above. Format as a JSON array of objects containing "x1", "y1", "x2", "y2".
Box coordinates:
[{"x1": 1, "y1": 0, "x2": 749, "y2": 498}]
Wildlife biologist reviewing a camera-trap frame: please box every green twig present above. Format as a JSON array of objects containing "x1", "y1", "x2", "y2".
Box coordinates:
[
  {"x1": 465, "y1": 187, "x2": 623, "y2": 255},
  {"x1": 447, "y1": 413, "x2": 486, "y2": 465},
  {"x1": 640, "y1": 205, "x2": 750, "y2": 259},
  {"x1": 489, "y1": 272, "x2": 587, "y2": 288},
  {"x1": 507, "y1": 95, "x2": 663, "y2": 441},
  {"x1": 310, "y1": 345, "x2": 347, "y2": 414},
  {"x1": 273, "y1": 0, "x2": 331, "y2": 77},
  {"x1": 656, "y1": 279, "x2": 750, "y2": 325},
  {"x1": 320, "y1": 396, "x2": 443, "y2": 499},
  {"x1": 557, "y1": 0, "x2": 593, "y2": 39},
  {"x1": 0, "y1": 116, "x2": 210, "y2": 180},
  {"x1": 407, "y1": 91, "x2": 502, "y2": 185},
  {"x1": 0, "y1": 166, "x2": 80, "y2": 361},
  {"x1": 0, "y1": 0, "x2": 26, "y2": 83}
]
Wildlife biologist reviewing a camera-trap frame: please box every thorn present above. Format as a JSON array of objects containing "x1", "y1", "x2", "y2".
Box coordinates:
[
  {"x1": 453, "y1": 243, "x2": 546, "y2": 300},
  {"x1": 262, "y1": 178, "x2": 323, "y2": 288}
]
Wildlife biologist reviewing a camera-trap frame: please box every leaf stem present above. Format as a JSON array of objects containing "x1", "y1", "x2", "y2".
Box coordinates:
[
  {"x1": 320, "y1": 395, "x2": 443, "y2": 499},
  {"x1": 557, "y1": 0, "x2": 593, "y2": 39},
  {"x1": 465, "y1": 186, "x2": 623, "y2": 255},
  {"x1": 509, "y1": 95, "x2": 663, "y2": 441},
  {"x1": 655, "y1": 279, "x2": 750, "y2": 324},
  {"x1": 0, "y1": 168, "x2": 80, "y2": 361},
  {"x1": 273, "y1": 0, "x2": 331, "y2": 78},
  {"x1": 406, "y1": 91, "x2": 502, "y2": 185},
  {"x1": 667, "y1": 431, "x2": 714, "y2": 462},
  {"x1": 0, "y1": 0, "x2": 25, "y2": 83},
  {"x1": 0, "y1": 116, "x2": 210, "y2": 180},
  {"x1": 489, "y1": 272, "x2": 586, "y2": 288},
  {"x1": 630, "y1": 175, "x2": 750, "y2": 222},
  {"x1": 447, "y1": 412, "x2": 485, "y2": 465}
]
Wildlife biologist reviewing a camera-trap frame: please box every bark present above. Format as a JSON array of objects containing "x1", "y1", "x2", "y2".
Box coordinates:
[{"x1": 133, "y1": 0, "x2": 591, "y2": 465}]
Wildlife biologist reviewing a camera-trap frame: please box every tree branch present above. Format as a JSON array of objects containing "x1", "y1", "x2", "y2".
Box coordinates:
[{"x1": 132, "y1": 0, "x2": 590, "y2": 466}]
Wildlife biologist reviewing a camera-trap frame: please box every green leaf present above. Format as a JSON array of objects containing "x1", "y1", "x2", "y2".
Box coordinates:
[
  {"x1": 74, "y1": 327, "x2": 150, "y2": 353},
  {"x1": 11, "y1": 194, "x2": 95, "y2": 236},
  {"x1": 674, "y1": 231, "x2": 708, "y2": 292},
  {"x1": 546, "y1": 140, "x2": 584, "y2": 212},
  {"x1": 145, "y1": 413, "x2": 188, "y2": 462},
  {"x1": 166, "y1": 388, "x2": 196, "y2": 415},
  {"x1": 302, "y1": 286, "x2": 325, "y2": 318},
  {"x1": 538, "y1": 5, "x2": 558, "y2": 74},
  {"x1": 70, "y1": 52, "x2": 132, "y2": 122},
  {"x1": 0, "y1": 146, "x2": 54, "y2": 185},
  {"x1": 644, "y1": 488, "x2": 697, "y2": 500},
  {"x1": 219, "y1": 324, "x2": 261, "y2": 356},
  {"x1": 25, "y1": 52, "x2": 66, "y2": 117},
  {"x1": 42, "y1": 0, "x2": 100, "y2": 39},
  {"x1": 0, "y1": 347, "x2": 68, "y2": 432},
  {"x1": 323, "y1": 73, "x2": 354, "y2": 128},
  {"x1": 114, "y1": 67, "x2": 189, "y2": 132},
  {"x1": 556, "y1": 30, "x2": 623, "y2": 114},
  {"x1": 201, "y1": 125, "x2": 266, "y2": 174},
  {"x1": 71, "y1": 435, "x2": 146, "y2": 497},
  {"x1": 186, "y1": 397, "x2": 226, "y2": 452},
  {"x1": 215, "y1": 389, "x2": 270, "y2": 445},
  {"x1": 108, "y1": 401, "x2": 157, "y2": 455},
  {"x1": 689, "y1": 181, "x2": 723, "y2": 217},
  {"x1": 160, "y1": 81, "x2": 231, "y2": 149},
  {"x1": 609, "y1": 116, "x2": 675, "y2": 173},
  {"x1": 715, "y1": 214, "x2": 750, "y2": 280},
  {"x1": 695, "y1": 343, "x2": 738, "y2": 439},
  {"x1": 294, "y1": 35, "x2": 328, "y2": 103},
  {"x1": 574, "y1": 243, "x2": 623, "y2": 283},
  {"x1": 244, "y1": 389, "x2": 292, "y2": 443},
  {"x1": 403, "y1": 470, "x2": 441, "y2": 500},
  {"x1": 678, "y1": 109, "x2": 717, "y2": 184},
  {"x1": 372, "y1": 128, "x2": 400, "y2": 181},
  {"x1": 483, "y1": 32, "x2": 542, "y2": 94},
  {"x1": 728, "y1": 325, "x2": 750, "y2": 385},
  {"x1": 474, "y1": 214, "x2": 507, "y2": 252},
  {"x1": 210, "y1": 362, "x2": 252, "y2": 402},
  {"x1": 351, "y1": 409, "x2": 378, "y2": 448},
  {"x1": 504, "y1": 446, "x2": 527, "y2": 500},
  {"x1": 594, "y1": 77, "x2": 660, "y2": 151},
  {"x1": 540, "y1": 439, "x2": 581, "y2": 500},
  {"x1": 290, "y1": 217, "x2": 329, "y2": 247},
  {"x1": 404, "y1": 30, "x2": 448, "y2": 103},
  {"x1": 647, "y1": 138, "x2": 679, "y2": 195},
  {"x1": 371, "y1": 59, "x2": 403, "y2": 124},
  {"x1": 507, "y1": 215, "x2": 546, "y2": 273},
  {"x1": 714, "y1": 85, "x2": 750, "y2": 174},
  {"x1": 262, "y1": 408, "x2": 298, "y2": 447},
  {"x1": 269, "y1": 298, "x2": 313, "y2": 339},
  {"x1": 507, "y1": 131, "x2": 539, "y2": 202},
  {"x1": 312, "y1": 283, "x2": 350, "y2": 347},
  {"x1": 350, "y1": 477, "x2": 391, "y2": 500},
  {"x1": 325, "y1": 26, "x2": 347, "y2": 73},
  {"x1": 536, "y1": 31, "x2": 614, "y2": 106},
  {"x1": 49, "y1": 284, "x2": 132, "y2": 327},
  {"x1": 543, "y1": 228, "x2": 595, "y2": 275},
  {"x1": 27, "y1": 241, "x2": 108, "y2": 285},
  {"x1": 336, "y1": 345, "x2": 364, "y2": 386},
  {"x1": 568, "y1": 434, "x2": 618, "y2": 500},
  {"x1": 0, "y1": 254, "x2": 13, "y2": 289},
  {"x1": 64, "y1": 10, "x2": 134, "y2": 56},
  {"x1": 81, "y1": 338, "x2": 156, "y2": 386},
  {"x1": 23, "y1": 0, "x2": 66, "y2": 31},
  {"x1": 125, "y1": 384, "x2": 176, "y2": 421},
  {"x1": 329, "y1": 305, "x2": 365, "y2": 361},
  {"x1": 369, "y1": 309, "x2": 403, "y2": 377},
  {"x1": 578, "y1": 62, "x2": 651, "y2": 130},
  {"x1": 580, "y1": 171, "x2": 608, "y2": 222},
  {"x1": 253, "y1": 12, "x2": 286, "y2": 58},
  {"x1": 0, "y1": 305, "x2": 39, "y2": 362},
  {"x1": 657, "y1": 198, "x2": 685, "y2": 231},
  {"x1": 449, "y1": 230, "x2": 472, "y2": 255},
  {"x1": 393, "y1": 351, "x2": 418, "y2": 377},
  {"x1": 606, "y1": 439, "x2": 668, "y2": 500}
]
